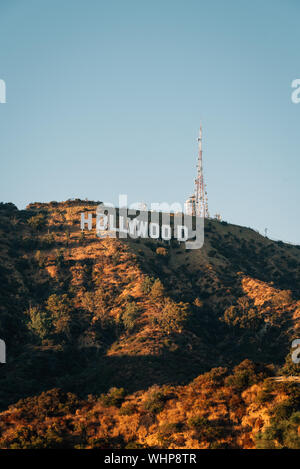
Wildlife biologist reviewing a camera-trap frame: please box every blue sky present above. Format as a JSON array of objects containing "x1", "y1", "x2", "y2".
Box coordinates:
[{"x1": 0, "y1": 0, "x2": 299, "y2": 243}]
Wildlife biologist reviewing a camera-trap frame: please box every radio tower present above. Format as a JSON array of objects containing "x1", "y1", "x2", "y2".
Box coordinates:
[{"x1": 195, "y1": 125, "x2": 209, "y2": 218}]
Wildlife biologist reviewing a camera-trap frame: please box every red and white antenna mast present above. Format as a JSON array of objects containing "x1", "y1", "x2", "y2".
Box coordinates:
[{"x1": 195, "y1": 125, "x2": 209, "y2": 218}]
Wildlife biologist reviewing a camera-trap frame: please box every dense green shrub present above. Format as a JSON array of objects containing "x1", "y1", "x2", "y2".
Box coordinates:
[
  {"x1": 99, "y1": 387, "x2": 126, "y2": 408},
  {"x1": 119, "y1": 402, "x2": 136, "y2": 416},
  {"x1": 13, "y1": 388, "x2": 80, "y2": 420},
  {"x1": 27, "y1": 213, "x2": 47, "y2": 231},
  {"x1": 143, "y1": 388, "x2": 166, "y2": 415},
  {"x1": 222, "y1": 297, "x2": 264, "y2": 330},
  {"x1": 150, "y1": 279, "x2": 165, "y2": 300},
  {"x1": 188, "y1": 415, "x2": 209, "y2": 429},
  {"x1": 188, "y1": 416, "x2": 226, "y2": 442},
  {"x1": 140, "y1": 276, "x2": 154, "y2": 294},
  {"x1": 27, "y1": 306, "x2": 52, "y2": 340},
  {"x1": 256, "y1": 410, "x2": 300, "y2": 449},
  {"x1": 46, "y1": 294, "x2": 73, "y2": 337},
  {"x1": 122, "y1": 303, "x2": 140, "y2": 332},
  {"x1": 270, "y1": 290, "x2": 293, "y2": 307},
  {"x1": 1, "y1": 425, "x2": 65, "y2": 449},
  {"x1": 158, "y1": 300, "x2": 191, "y2": 334},
  {"x1": 225, "y1": 360, "x2": 271, "y2": 391}
]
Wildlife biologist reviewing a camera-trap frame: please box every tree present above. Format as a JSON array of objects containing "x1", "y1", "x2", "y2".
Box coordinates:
[
  {"x1": 55, "y1": 249, "x2": 65, "y2": 267},
  {"x1": 81, "y1": 288, "x2": 109, "y2": 327},
  {"x1": 27, "y1": 213, "x2": 47, "y2": 231},
  {"x1": 122, "y1": 303, "x2": 140, "y2": 332},
  {"x1": 150, "y1": 279, "x2": 165, "y2": 300},
  {"x1": 158, "y1": 300, "x2": 190, "y2": 334},
  {"x1": 140, "y1": 276, "x2": 154, "y2": 295},
  {"x1": 223, "y1": 298, "x2": 264, "y2": 330},
  {"x1": 27, "y1": 306, "x2": 52, "y2": 340},
  {"x1": 46, "y1": 294, "x2": 72, "y2": 337}
]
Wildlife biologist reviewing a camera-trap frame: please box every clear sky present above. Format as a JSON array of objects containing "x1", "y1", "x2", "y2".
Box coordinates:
[{"x1": 0, "y1": 0, "x2": 299, "y2": 243}]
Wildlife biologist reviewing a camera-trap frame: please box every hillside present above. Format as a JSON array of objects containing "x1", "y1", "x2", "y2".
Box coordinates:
[{"x1": 0, "y1": 199, "x2": 299, "y2": 449}]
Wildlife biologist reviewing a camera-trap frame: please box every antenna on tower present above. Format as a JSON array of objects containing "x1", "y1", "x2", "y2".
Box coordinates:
[{"x1": 195, "y1": 124, "x2": 209, "y2": 218}]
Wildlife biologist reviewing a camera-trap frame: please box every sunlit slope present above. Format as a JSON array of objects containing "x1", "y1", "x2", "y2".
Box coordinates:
[{"x1": 0, "y1": 200, "x2": 299, "y2": 409}]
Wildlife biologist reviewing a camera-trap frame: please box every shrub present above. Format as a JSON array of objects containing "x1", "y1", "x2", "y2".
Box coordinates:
[
  {"x1": 81, "y1": 288, "x2": 109, "y2": 325},
  {"x1": 271, "y1": 400, "x2": 296, "y2": 423},
  {"x1": 188, "y1": 416, "x2": 226, "y2": 442},
  {"x1": 46, "y1": 294, "x2": 73, "y2": 337},
  {"x1": 255, "y1": 388, "x2": 273, "y2": 404},
  {"x1": 270, "y1": 290, "x2": 293, "y2": 307},
  {"x1": 280, "y1": 353, "x2": 300, "y2": 377},
  {"x1": 222, "y1": 298, "x2": 264, "y2": 330},
  {"x1": 27, "y1": 213, "x2": 47, "y2": 231},
  {"x1": 141, "y1": 276, "x2": 154, "y2": 294},
  {"x1": 143, "y1": 387, "x2": 166, "y2": 415},
  {"x1": 1, "y1": 426, "x2": 65, "y2": 449},
  {"x1": 188, "y1": 416, "x2": 209, "y2": 429},
  {"x1": 156, "y1": 422, "x2": 181, "y2": 446},
  {"x1": 13, "y1": 388, "x2": 79, "y2": 420},
  {"x1": 225, "y1": 360, "x2": 271, "y2": 391},
  {"x1": 27, "y1": 306, "x2": 52, "y2": 340},
  {"x1": 150, "y1": 279, "x2": 165, "y2": 300},
  {"x1": 55, "y1": 249, "x2": 65, "y2": 267},
  {"x1": 119, "y1": 402, "x2": 136, "y2": 416},
  {"x1": 125, "y1": 441, "x2": 145, "y2": 449},
  {"x1": 122, "y1": 303, "x2": 140, "y2": 332},
  {"x1": 44, "y1": 231, "x2": 55, "y2": 246},
  {"x1": 34, "y1": 250, "x2": 45, "y2": 268},
  {"x1": 110, "y1": 251, "x2": 121, "y2": 266},
  {"x1": 156, "y1": 247, "x2": 168, "y2": 257},
  {"x1": 158, "y1": 300, "x2": 191, "y2": 334},
  {"x1": 157, "y1": 422, "x2": 181, "y2": 437},
  {"x1": 99, "y1": 387, "x2": 126, "y2": 408},
  {"x1": 193, "y1": 297, "x2": 204, "y2": 308},
  {"x1": 256, "y1": 410, "x2": 300, "y2": 449}
]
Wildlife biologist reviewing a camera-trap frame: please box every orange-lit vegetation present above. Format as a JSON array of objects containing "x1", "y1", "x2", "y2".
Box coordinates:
[
  {"x1": 1, "y1": 361, "x2": 299, "y2": 449},
  {"x1": 0, "y1": 200, "x2": 299, "y2": 448}
]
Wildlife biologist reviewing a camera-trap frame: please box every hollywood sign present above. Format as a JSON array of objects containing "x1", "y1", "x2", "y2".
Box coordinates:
[{"x1": 80, "y1": 205, "x2": 204, "y2": 250}]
